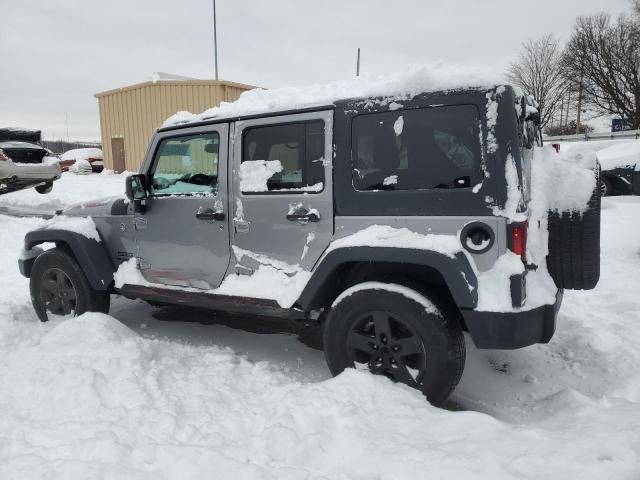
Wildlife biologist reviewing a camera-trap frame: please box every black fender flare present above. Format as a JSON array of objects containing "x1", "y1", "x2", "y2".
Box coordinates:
[
  {"x1": 297, "y1": 246, "x2": 478, "y2": 311},
  {"x1": 23, "y1": 229, "x2": 114, "y2": 291}
]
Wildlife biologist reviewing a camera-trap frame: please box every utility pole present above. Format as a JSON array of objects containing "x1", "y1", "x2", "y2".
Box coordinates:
[
  {"x1": 575, "y1": 70, "x2": 583, "y2": 135},
  {"x1": 65, "y1": 112, "x2": 69, "y2": 143},
  {"x1": 213, "y1": 0, "x2": 219, "y2": 80},
  {"x1": 356, "y1": 48, "x2": 360, "y2": 76}
]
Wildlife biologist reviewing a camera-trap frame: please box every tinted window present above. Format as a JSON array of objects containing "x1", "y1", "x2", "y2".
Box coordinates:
[
  {"x1": 151, "y1": 133, "x2": 219, "y2": 195},
  {"x1": 241, "y1": 120, "x2": 324, "y2": 193},
  {"x1": 352, "y1": 105, "x2": 481, "y2": 191}
]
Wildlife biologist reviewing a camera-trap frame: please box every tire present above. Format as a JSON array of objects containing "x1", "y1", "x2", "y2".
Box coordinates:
[
  {"x1": 547, "y1": 168, "x2": 601, "y2": 290},
  {"x1": 323, "y1": 283, "x2": 465, "y2": 406},
  {"x1": 30, "y1": 248, "x2": 110, "y2": 322},
  {"x1": 600, "y1": 177, "x2": 611, "y2": 197},
  {"x1": 35, "y1": 182, "x2": 53, "y2": 194}
]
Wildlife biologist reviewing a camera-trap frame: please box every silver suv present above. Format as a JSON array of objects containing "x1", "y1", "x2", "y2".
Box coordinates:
[{"x1": 18, "y1": 85, "x2": 600, "y2": 405}]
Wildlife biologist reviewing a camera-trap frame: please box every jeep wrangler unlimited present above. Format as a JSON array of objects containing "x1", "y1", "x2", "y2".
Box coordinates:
[{"x1": 19, "y1": 82, "x2": 600, "y2": 405}]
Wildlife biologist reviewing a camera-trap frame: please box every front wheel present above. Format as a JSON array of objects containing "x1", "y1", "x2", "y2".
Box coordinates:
[
  {"x1": 323, "y1": 283, "x2": 465, "y2": 406},
  {"x1": 35, "y1": 182, "x2": 53, "y2": 194},
  {"x1": 30, "y1": 248, "x2": 110, "y2": 322}
]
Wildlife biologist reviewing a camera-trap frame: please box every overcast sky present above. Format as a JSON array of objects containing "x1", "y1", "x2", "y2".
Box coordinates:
[{"x1": 1, "y1": 0, "x2": 631, "y2": 141}]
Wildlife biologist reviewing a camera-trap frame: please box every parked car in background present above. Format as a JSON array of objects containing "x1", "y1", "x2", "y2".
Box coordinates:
[
  {"x1": 0, "y1": 148, "x2": 61, "y2": 195},
  {"x1": 596, "y1": 141, "x2": 640, "y2": 196},
  {"x1": 0, "y1": 140, "x2": 53, "y2": 164},
  {"x1": 59, "y1": 148, "x2": 104, "y2": 173}
]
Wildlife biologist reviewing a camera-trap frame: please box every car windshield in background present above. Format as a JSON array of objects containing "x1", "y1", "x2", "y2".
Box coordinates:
[{"x1": 351, "y1": 105, "x2": 482, "y2": 191}]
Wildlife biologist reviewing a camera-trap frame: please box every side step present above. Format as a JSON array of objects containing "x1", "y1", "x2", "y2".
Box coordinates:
[{"x1": 116, "y1": 284, "x2": 308, "y2": 320}]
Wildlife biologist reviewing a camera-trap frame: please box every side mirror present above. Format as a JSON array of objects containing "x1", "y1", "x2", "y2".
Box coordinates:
[{"x1": 125, "y1": 174, "x2": 147, "y2": 212}]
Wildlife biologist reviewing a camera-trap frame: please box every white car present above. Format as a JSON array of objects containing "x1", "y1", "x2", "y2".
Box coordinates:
[{"x1": 0, "y1": 148, "x2": 62, "y2": 195}]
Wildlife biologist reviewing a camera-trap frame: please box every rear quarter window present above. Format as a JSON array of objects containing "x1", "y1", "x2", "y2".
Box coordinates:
[{"x1": 351, "y1": 105, "x2": 482, "y2": 191}]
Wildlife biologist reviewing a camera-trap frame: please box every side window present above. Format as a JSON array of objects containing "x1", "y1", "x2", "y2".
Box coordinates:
[
  {"x1": 150, "y1": 132, "x2": 219, "y2": 195},
  {"x1": 241, "y1": 120, "x2": 325, "y2": 193},
  {"x1": 351, "y1": 105, "x2": 481, "y2": 191}
]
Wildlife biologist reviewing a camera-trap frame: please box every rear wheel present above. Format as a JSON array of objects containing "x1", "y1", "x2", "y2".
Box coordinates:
[
  {"x1": 30, "y1": 248, "x2": 110, "y2": 322},
  {"x1": 323, "y1": 283, "x2": 465, "y2": 406}
]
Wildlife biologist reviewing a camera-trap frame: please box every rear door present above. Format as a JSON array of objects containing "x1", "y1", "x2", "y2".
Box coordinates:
[
  {"x1": 230, "y1": 110, "x2": 333, "y2": 273},
  {"x1": 134, "y1": 124, "x2": 231, "y2": 289}
]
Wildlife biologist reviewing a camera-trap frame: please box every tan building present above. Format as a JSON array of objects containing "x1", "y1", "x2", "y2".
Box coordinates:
[{"x1": 95, "y1": 79, "x2": 257, "y2": 172}]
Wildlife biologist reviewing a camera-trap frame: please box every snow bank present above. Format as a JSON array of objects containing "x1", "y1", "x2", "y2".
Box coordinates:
[
  {"x1": 2, "y1": 199, "x2": 640, "y2": 478},
  {"x1": 597, "y1": 140, "x2": 640, "y2": 172},
  {"x1": 42, "y1": 215, "x2": 100, "y2": 242},
  {"x1": 163, "y1": 64, "x2": 501, "y2": 127}
]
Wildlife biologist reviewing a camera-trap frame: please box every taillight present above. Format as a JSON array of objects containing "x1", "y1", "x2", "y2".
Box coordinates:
[
  {"x1": 0, "y1": 150, "x2": 8, "y2": 161},
  {"x1": 510, "y1": 221, "x2": 528, "y2": 262}
]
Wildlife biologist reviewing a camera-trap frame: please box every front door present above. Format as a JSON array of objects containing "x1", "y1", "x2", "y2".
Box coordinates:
[
  {"x1": 230, "y1": 110, "x2": 334, "y2": 273},
  {"x1": 134, "y1": 125, "x2": 230, "y2": 289}
]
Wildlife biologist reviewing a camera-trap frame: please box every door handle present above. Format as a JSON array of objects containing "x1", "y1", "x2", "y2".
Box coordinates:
[
  {"x1": 286, "y1": 208, "x2": 320, "y2": 223},
  {"x1": 196, "y1": 208, "x2": 225, "y2": 221}
]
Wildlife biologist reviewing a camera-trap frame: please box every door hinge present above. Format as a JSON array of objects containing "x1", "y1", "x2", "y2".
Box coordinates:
[{"x1": 134, "y1": 216, "x2": 147, "y2": 230}]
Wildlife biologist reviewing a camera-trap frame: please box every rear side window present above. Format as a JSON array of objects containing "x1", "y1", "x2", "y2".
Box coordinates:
[
  {"x1": 351, "y1": 105, "x2": 481, "y2": 191},
  {"x1": 241, "y1": 120, "x2": 325, "y2": 193}
]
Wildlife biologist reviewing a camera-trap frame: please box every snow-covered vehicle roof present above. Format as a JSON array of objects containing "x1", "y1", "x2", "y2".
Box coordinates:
[
  {"x1": 61, "y1": 148, "x2": 103, "y2": 162},
  {"x1": 161, "y1": 65, "x2": 502, "y2": 129},
  {"x1": 597, "y1": 140, "x2": 640, "y2": 172}
]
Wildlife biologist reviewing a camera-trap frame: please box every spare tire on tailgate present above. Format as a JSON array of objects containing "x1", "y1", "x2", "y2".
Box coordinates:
[{"x1": 546, "y1": 168, "x2": 600, "y2": 290}]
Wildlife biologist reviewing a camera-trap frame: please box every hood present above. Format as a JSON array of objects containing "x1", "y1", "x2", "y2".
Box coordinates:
[{"x1": 61, "y1": 196, "x2": 127, "y2": 217}]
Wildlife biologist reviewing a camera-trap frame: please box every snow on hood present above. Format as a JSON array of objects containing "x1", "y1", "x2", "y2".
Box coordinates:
[
  {"x1": 596, "y1": 140, "x2": 640, "y2": 171},
  {"x1": 162, "y1": 64, "x2": 502, "y2": 127}
]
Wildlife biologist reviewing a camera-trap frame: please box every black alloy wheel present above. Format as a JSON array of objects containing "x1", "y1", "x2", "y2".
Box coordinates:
[
  {"x1": 39, "y1": 267, "x2": 78, "y2": 316},
  {"x1": 346, "y1": 311, "x2": 427, "y2": 386},
  {"x1": 30, "y1": 248, "x2": 110, "y2": 322},
  {"x1": 323, "y1": 284, "x2": 465, "y2": 406}
]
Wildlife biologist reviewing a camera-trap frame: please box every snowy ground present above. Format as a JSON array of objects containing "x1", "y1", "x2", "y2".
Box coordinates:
[{"x1": 0, "y1": 173, "x2": 639, "y2": 478}]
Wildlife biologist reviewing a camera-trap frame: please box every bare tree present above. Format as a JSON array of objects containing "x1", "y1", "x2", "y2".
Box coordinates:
[
  {"x1": 506, "y1": 35, "x2": 567, "y2": 128},
  {"x1": 563, "y1": 13, "x2": 640, "y2": 129}
]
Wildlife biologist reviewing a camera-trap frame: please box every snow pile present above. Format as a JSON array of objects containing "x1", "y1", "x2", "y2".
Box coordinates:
[
  {"x1": 239, "y1": 160, "x2": 282, "y2": 192},
  {"x1": 476, "y1": 251, "x2": 526, "y2": 311},
  {"x1": 328, "y1": 225, "x2": 462, "y2": 258},
  {"x1": 69, "y1": 159, "x2": 92, "y2": 175},
  {"x1": 529, "y1": 146, "x2": 596, "y2": 215},
  {"x1": 42, "y1": 215, "x2": 101, "y2": 242},
  {"x1": 1, "y1": 196, "x2": 640, "y2": 477},
  {"x1": 61, "y1": 148, "x2": 103, "y2": 162},
  {"x1": 163, "y1": 64, "x2": 501, "y2": 127},
  {"x1": 597, "y1": 140, "x2": 640, "y2": 172}
]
